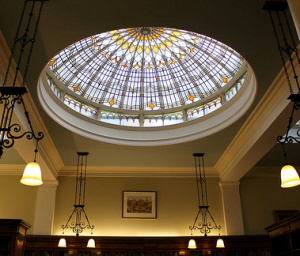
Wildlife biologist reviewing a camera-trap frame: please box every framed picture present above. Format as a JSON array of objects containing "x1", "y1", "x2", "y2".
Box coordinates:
[
  {"x1": 273, "y1": 210, "x2": 298, "y2": 223},
  {"x1": 122, "y1": 191, "x2": 157, "y2": 219}
]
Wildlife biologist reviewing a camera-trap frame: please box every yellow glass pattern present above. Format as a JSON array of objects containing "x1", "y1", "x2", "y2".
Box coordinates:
[{"x1": 48, "y1": 27, "x2": 244, "y2": 112}]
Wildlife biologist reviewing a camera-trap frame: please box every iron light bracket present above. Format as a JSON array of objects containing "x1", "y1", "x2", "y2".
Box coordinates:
[
  {"x1": 0, "y1": 0, "x2": 46, "y2": 158},
  {"x1": 189, "y1": 153, "x2": 221, "y2": 237},
  {"x1": 61, "y1": 152, "x2": 95, "y2": 236}
]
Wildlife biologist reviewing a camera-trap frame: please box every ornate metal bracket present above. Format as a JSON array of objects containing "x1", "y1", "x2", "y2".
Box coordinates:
[
  {"x1": 189, "y1": 206, "x2": 221, "y2": 237},
  {"x1": 189, "y1": 153, "x2": 222, "y2": 236},
  {"x1": 0, "y1": 0, "x2": 46, "y2": 158},
  {"x1": 61, "y1": 152, "x2": 95, "y2": 236},
  {"x1": 61, "y1": 204, "x2": 95, "y2": 236}
]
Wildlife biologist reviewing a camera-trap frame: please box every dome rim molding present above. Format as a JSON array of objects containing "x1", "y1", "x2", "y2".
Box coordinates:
[{"x1": 38, "y1": 67, "x2": 257, "y2": 146}]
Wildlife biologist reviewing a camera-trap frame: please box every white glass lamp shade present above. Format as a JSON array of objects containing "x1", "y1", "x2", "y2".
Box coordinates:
[
  {"x1": 58, "y1": 238, "x2": 67, "y2": 247},
  {"x1": 281, "y1": 165, "x2": 300, "y2": 188},
  {"x1": 87, "y1": 238, "x2": 95, "y2": 248},
  {"x1": 216, "y1": 238, "x2": 225, "y2": 248},
  {"x1": 188, "y1": 239, "x2": 197, "y2": 249},
  {"x1": 20, "y1": 162, "x2": 43, "y2": 186}
]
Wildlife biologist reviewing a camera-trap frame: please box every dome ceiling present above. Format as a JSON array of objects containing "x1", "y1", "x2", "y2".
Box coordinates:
[
  {"x1": 40, "y1": 26, "x2": 255, "y2": 144},
  {"x1": 48, "y1": 27, "x2": 244, "y2": 113}
]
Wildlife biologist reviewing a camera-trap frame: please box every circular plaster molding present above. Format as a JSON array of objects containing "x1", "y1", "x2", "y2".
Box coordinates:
[{"x1": 38, "y1": 66, "x2": 256, "y2": 146}]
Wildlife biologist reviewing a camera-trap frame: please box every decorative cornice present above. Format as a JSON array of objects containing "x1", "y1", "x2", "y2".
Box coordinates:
[
  {"x1": 40, "y1": 180, "x2": 59, "y2": 188},
  {"x1": 219, "y1": 181, "x2": 240, "y2": 189},
  {"x1": 215, "y1": 44, "x2": 300, "y2": 181},
  {"x1": 0, "y1": 164, "x2": 24, "y2": 175},
  {"x1": 244, "y1": 166, "x2": 300, "y2": 178},
  {"x1": 39, "y1": 66, "x2": 256, "y2": 146},
  {"x1": 59, "y1": 166, "x2": 220, "y2": 178}
]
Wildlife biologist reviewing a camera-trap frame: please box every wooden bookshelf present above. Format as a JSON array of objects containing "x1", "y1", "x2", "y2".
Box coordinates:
[
  {"x1": 0, "y1": 219, "x2": 31, "y2": 256},
  {"x1": 266, "y1": 212, "x2": 300, "y2": 256},
  {"x1": 24, "y1": 235, "x2": 271, "y2": 256}
]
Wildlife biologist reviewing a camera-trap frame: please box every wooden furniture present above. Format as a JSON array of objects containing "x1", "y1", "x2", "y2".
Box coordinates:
[
  {"x1": 0, "y1": 219, "x2": 31, "y2": 256},
  {"x1": 24, "y1": 235, "x2": 271, "y2": 256},
  {"x1": 266, "y1": 212, "x2": 300, "y2": 256}
]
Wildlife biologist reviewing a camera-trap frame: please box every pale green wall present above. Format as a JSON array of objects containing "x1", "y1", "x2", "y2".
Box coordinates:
[
  {"x1": 240, "y1": 176, "x2": 300, "y2": 235},
  {"x1": 53, "y1": 177, "x2": 225, "y2": 237},
  {"x1": 0, "y1": 175, "x2": 38, "y2": 234}
]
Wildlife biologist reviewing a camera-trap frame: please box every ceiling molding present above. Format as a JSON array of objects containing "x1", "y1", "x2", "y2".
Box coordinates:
[
  {"x1": 245, "y1": 166, "x2": 300, "y2": 178},
  {"x1": 38, "y1": 66, "x2": 256, "y2": 146},
  {"x1": 215, "y1": 45, "x2": 300, "y2": 181},
  {"x1": 0, "y1": 30, "x2": 64, "y2": 178},
  {"x1": 0, "y1": 164, "x2": 24, "y2": 175},
  {"x1": 59, "y1": 166, "x2": 220, "y2": 178}
]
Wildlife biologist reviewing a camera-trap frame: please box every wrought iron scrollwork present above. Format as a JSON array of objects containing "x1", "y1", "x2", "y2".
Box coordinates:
[
  {"x1": 277, "y1": 95, "x2": 300, "y2": 146},
  {"x1": 0, "y1": 88, "x2": 44, "y2": 156},
  {"x1": 0, "y1": 0, "x2": 46, "y2": 158},
  {"x1": 61, "y1": 205, "x2": 95, "y2": 236},
  {"x1": 264, "y1": 2, "x2": 300, "y2": 166}
]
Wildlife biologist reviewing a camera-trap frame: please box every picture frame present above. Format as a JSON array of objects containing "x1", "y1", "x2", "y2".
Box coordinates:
[
  {"x1": 273, "y1": 210, "x2": 299, "y2": 223},
  {"x1": 122, "y1": 191, "x2": 157, "y2": 219}
]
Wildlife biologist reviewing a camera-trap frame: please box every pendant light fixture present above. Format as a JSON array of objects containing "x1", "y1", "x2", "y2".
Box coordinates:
[
  {"x1": 187, "y1": 238, "x2": 197, "y2": 249},
  {"x1": 281, "y1": 165, "x2": 300, "y2": 188},
  {"x1": 20, "y1": 141, "x2": 43, "y2": 186},
  {"x1": 264, "y1": 1, "x2": 300, "y2": 188},
  {"x1": 0, "y1": 0, "x2": 45, "y2": 180},
  {"x1": 58, "y1": 238, "x2": 67, "y2": 248},
  {"x1": 188, "y1": 153, "x2": 224, "y2": 249},
  {"x1": 87, "y1": 238, "x2": 96, "y2": 248},
  {"x1": 60, "y1": 152, "x2": 95, "y2": 242},
  {"x1": 216, "y1": 237, "x2": 225, "y2": 248}
]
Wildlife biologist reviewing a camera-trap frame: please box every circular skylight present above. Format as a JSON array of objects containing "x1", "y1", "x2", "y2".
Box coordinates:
[
  {"x1": 48, "y1": 27, "x2": 243, "y2": 111},
  {"x1": 39, "y1": 27, "x2": 256, "y2": 145}
]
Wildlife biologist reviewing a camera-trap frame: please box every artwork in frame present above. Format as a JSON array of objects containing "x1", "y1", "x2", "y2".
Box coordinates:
[
  {"x1": 273, "y1": 210, "x2": 299, "y2": 223},
  {"x1": 122, "y1": 191, "x2": 157, "y2": 219}
]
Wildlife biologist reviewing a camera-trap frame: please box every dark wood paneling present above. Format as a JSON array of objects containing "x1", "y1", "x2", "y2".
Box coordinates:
[{"x1": 25, "y1": 235, "x2": 271, "y2": 256}]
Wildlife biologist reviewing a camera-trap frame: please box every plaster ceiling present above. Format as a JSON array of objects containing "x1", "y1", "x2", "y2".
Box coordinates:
[{"x1": 0, "y1": 0, "x2": 299, "y2": 177}]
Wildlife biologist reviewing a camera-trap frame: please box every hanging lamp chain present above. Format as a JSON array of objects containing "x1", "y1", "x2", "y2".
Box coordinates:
[
  {"x1": 0, "y1": 0, "x2": 46, "y2": 158},
  {"x1": 61, "y1": 152, "x2": 95, "y2": 236},
  {"x1": 264, "y1": 2, "x2": 300, "y2": 170},
  {"x1": 189, "y1": 153, "x2": 221, "y2": 236}
]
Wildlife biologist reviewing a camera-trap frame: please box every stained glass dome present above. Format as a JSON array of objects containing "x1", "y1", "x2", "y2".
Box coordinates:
[
  {"x1": 48, "y1": 27, "x2": 244, "y2": 114},
  {"x1": 40, "y1": 27, "x2": 255, "y2": 144}
]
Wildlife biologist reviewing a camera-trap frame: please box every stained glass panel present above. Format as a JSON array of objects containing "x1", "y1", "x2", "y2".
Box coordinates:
[{"x1": 49, "y1": 27, "x2": 244, "y2": 111}]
